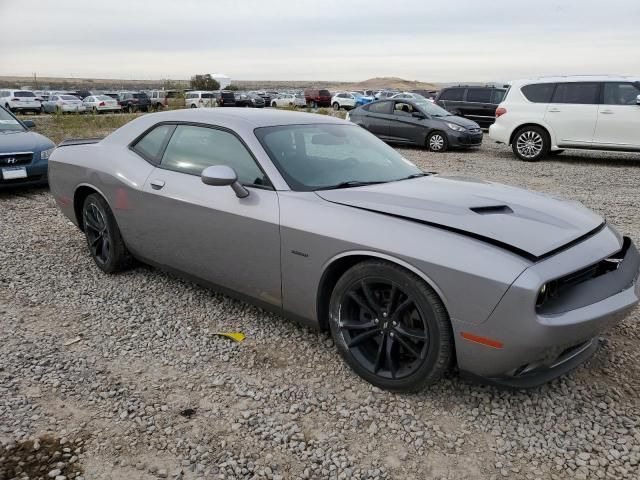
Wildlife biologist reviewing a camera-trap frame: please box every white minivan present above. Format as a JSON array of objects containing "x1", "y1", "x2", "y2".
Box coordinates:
[{"x1": 489, "y1": 76, "x2": 640, "y2": 161}]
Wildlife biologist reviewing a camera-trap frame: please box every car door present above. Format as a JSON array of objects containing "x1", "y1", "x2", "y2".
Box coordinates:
[
  {"x1": 357, "y1": 100, "x2": 393, "y2": 138},
  {"x1": 593, "y1": 82, "x2": 640, "y2": 149},
  {"x1": 544, "y1": 82, "x2": 600, "y2": 146},
  {"x1": 464, "y1": 88, "x2": 495, "y2": 124},
  {"x1": 387, "y1": 101, "x2": 425, "y2": 144},
  {"x1": 134, "y1": 123, "x2": 282, "y2": 309}
]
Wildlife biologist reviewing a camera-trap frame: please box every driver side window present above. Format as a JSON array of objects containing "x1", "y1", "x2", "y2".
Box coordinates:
[
  {"x1": 160, "y1": 125, "x2": 270, "y2": 187},
  {"x1": 393, "y1": 102, "x2": 416, "y2": 116}
]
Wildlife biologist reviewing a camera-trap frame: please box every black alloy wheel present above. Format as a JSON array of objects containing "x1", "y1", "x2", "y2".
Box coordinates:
[
  {"x1": 329, "y1": 261, "x2": 452, "y2": 391},
  {"x1": 82, "y1": 194, "x2": 133, "y2": 273}
]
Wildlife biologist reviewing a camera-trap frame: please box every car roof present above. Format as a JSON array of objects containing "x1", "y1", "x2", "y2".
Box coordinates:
[
  {"x1": 508, "y1": 75, "x2": 640, "y2": 86},
  {"x1": 103, "y1": 108, "x2": 349, "y2": 146}
]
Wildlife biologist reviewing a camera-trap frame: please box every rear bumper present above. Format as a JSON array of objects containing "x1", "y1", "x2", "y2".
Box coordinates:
[
  {"x1": 488, "y1": 122, "x2": 509, "y2": 144},
  {"x1": 61, "y1": 105, "x2": 86, "y2": 113},
  {"x1": 453, "y1": 228, "x2": 640, "y2": 387}
]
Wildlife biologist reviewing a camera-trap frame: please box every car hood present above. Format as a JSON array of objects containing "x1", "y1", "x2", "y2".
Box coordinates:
[
  {"x1": 316, "y1": 175, "x2": 604, "y2": 260},
  {"x1": 0, "y1": 131, "x2": 55, "y2": 152}
]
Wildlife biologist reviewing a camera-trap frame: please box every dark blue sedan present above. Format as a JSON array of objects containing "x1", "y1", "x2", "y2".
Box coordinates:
[{"x1": 0, "y1": 106, "x2": 55, "y2": 188}]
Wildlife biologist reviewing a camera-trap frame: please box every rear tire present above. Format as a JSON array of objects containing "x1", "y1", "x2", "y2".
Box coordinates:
[
  {"x1": 82, "y1": 194, "x2": 133, "y2": 274},
  {"x1": 427, "y1": 131, "x2": 448, "y2": 152},
  {"x1": 190, "y1": 104, "x2": 197, "y2": 108},
  {"x1": 329, "y1": 260, "x2": 453, "y2": 392},
  {"x1": 332, "y1": 102, "x2": 340, "y2": 111},
  {"x1": 512, "y1": 126, "x2": 550, "y2": 161},
  {"x1": 271, "y1": 101, "x2": 277, "y2": 107}
]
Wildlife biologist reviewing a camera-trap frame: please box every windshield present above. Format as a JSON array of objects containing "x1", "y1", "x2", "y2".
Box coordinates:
[
  {"x1": 0, "y1": 108, "x2": 25, "y2": 132},
  {"x1": 96, "y1": 95, "x2": 113, "y2": 101},
  {"x1": 15, "y1": 91, "x2": 36, "y2": 97},
  {"x1": 415, "y1": 100, "x2": 452, "y2": 117},
  {"x1": 255, "y1": 124, "x2": 422, "y2": 191},
  {"x1": 61, "y1": 95, "x2": 79, "y2": 100},
  {"x1": 350, "y1": 92, "x2": 363, "y2": 98}
]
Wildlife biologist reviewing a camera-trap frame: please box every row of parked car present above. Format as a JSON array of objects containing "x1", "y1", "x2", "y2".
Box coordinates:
[{"x1": 345, "y1": 75, "x2": 640, "y2": 159}]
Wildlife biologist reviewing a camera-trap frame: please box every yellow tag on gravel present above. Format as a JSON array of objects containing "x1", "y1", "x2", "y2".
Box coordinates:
[{"x1": 214, "y1": 332, "x2": 246, "y2": 342}]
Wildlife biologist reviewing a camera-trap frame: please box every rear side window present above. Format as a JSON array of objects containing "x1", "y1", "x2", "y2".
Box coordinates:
[
  {"x1": 201, "y1": 93, "x2": 214, "y2": 98},
  {"x1": 366, "y1": 101, "x2": 392, "y2": 114},
  {"x1": 439, "y1": 88, "x2": 464, "y2": 101},
  {"x1": 160, "y1": 125, "x2": 269, "y2": 186},
  {"x1": 133, "y1": 93, "x2": 147, "y2": 99},
  {"x1": 602, "y1": 82, "x2": 640, "y2": 105},
  {"x1": 492, "y1": 89, "x2": 506, "y2": 103},
  {"x1": 319, "y1": 90, "x2": 331, "y2": 96},
  {"x1": 551, "y1": 83, "x2": 599, "y2": 104},
  {"x1": 132, "y1": 124, "x2": 175, "y2": 164},
  {"x1": 466, "y1": 88, "x2": 492, "y2": 103},
  {"x1": 521, "y1": 83, "x2": 556, "y2": 103}
]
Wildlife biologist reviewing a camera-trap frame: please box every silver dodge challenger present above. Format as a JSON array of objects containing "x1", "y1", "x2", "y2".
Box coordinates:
[{"x1": 48, "y1": 109, "x2": 640, "y2": 391}]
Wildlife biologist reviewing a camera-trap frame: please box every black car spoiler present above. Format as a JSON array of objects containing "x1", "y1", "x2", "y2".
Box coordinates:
[{"x1": 57, "y1": 137, "x2": 104, "y2": 147}]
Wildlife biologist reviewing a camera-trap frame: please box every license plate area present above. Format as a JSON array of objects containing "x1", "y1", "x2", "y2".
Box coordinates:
[{"x1": 2, "y1": 167, "x2": 28, "y2": 180}]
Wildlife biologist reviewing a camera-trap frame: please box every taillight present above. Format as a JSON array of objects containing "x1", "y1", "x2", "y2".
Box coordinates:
[
  {"x1": 99, "y1": 102, "x2": 105, "y2": 106},
  {"x1": 495, "y1": 107, "x2": 507, "y2": 118}
]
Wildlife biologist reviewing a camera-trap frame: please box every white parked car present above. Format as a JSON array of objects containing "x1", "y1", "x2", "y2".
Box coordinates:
[
  {"x1": 330, "y1": 92, "x2": 374, "y2": 110},
  {"x1": 185, "y1": 91, "x2": 215, "y2": 108},
  {"x1": 270, "y1": 93, "x2": 306, "y2": 108},
  {"x1": 489, "y1": 75, "x2": 640, "y2": 161},
  {"x1": 42, "y1": 94, "x2": 86, "y2": 114},
  {"x1": 0, "y1": 89, "x2": 41, "y2": 114},
  {"x1": 83, "y1": 95, "x2": 121, "y2": 114}
]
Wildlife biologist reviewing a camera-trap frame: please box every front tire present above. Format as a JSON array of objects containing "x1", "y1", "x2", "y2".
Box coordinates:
[
  {"x1": 512, "y1": 126, "x2": 550, "y2": 161},
  {"x1": 329, "y1": 260, "x2": 453, "y2": 392},
  {"x1": 82, "y1": 194, "x2": 133, "y2": 274},
  {"x1": 427, "y1": 131, "x2": 448, "y2": 152}
]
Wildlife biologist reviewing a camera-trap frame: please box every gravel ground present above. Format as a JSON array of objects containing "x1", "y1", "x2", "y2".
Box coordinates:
[{"x1": 1, "y1": 139, "x2": 639, "y2": 480}]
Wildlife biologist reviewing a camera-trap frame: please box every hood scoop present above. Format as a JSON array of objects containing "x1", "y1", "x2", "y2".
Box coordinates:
[{"x1": 470, "y1": 205, "x2": 513, "y2": 215}]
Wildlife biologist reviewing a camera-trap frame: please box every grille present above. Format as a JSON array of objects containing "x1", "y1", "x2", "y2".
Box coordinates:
[{"x1": 0, "y1": 152, "x2": 33, "y2": 166}]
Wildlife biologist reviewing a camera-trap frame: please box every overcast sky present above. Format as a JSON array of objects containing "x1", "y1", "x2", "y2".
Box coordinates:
[{"x1": 1, "y1": 0, "x2": 638, "y2": 83}]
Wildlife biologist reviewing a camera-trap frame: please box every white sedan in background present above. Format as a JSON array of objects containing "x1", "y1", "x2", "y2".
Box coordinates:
[
  {"x1": 83, "y1": 95, "x2": 121, "y2": 114},
  {"x1": 270, "y1": 94, "x2": 306, "y2": 108},
  {"x1": 42, "y1": 94, "x2": 86, "y2": 114}
]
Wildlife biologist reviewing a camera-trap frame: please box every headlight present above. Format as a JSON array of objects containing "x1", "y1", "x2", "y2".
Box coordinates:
[
  {"x1": 446, "y1": 122, "x2": 465, "y2": 132},
  {"x1": 41, "y1": 147, "x2": 55, "y2": 160}
]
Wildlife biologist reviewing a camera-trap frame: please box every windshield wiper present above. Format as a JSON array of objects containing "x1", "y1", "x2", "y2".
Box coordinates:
[
  {"x1": 405, "y1": 172, "x2": 428, "y2": 179},
  {"x1": 317, "y1": 180, "x2": 388, "y2": 190}
]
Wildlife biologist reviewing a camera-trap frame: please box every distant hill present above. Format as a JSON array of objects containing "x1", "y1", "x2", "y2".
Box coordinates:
[{"x1": 0, "y1": 75, "x2": 440, "y2": 92}]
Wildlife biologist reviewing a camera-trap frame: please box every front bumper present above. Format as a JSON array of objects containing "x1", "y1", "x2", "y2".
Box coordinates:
[
  {"x1": 0, "y1": 159, "x2": 48, "y2": 188},
  {"x1": 447, "y1": 129, "x2": 483, "y2": 147},
  {"x1": 454, "y1": 227, "x2": 640, "y2": 387}
]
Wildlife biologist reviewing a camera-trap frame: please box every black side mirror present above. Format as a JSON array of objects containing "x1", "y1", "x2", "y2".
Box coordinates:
[
  {"x1": 636, "y1": 94, "x2": 640, "y2": 105},
  {"x1": 412, "y1": 111, "x2": 426, "y2": 119},
  {"x1": 22, "y1": 120, "x2": 35, "y2": 128}
]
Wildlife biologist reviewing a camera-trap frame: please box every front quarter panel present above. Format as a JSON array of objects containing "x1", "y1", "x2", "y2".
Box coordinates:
[{"x1": 278, "y1": 191, "x2": 530, "y2": 328}]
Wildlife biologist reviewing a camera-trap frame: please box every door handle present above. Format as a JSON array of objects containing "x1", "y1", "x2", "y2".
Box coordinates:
[
  {"x1": 150, "y1": 179, "x2": 165, "y2": 190},
  {"x1": 600, "y1": 110, "x2": 614, "y2": 114},
  {"x1": 548, "y1": 108, "x2": 561, "y2": 113}
]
